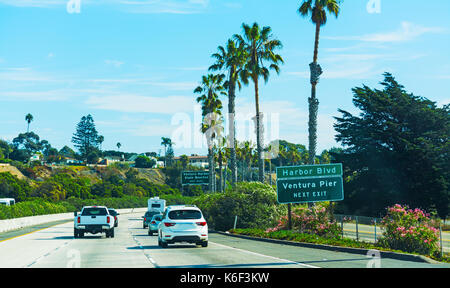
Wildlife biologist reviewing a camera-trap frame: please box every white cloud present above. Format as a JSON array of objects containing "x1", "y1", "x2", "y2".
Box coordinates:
[
  {"x1": 104, "y1": 59, "x2": 124, "y2": 68},
  {"x1": 85, "y1": 94, "x2": 195, "y2": 114},
  {"x1": 0, "y1": 0, "x2": 210, "y2": 14},
  {"x1": 88, "y1": 78, "x2": 197, "y2": 91},
  {"x1": 287, "y1": 65, "x2": 380, "y2": 80},
  {"x1": 0, "y1": 90, "x2": 70, "y2": 101},
  {"x1": 222, "y1": 2, "x2": 242, "y2": 9},
  {"x1": 96, "y1": 117, "x2": 176, "y2": 137},
  {"x1": 233, "y1": 98, "x2": 340, "y2": 151},
  {"x1": 0, "y1": 67, "x2": 57, "y2": 82},
  {"x1": 113, "y1": 0, "x2": 209, "y2": 14},
  {"x1": 325, "y1": 22, "x2": 445, "y2": 43},
  {"x1": 0, "y1": 0, "x2": 66, "y2": 7},
  {"x1": 146, "y1": 81, "x2": 197, "y2": 91},
  {"x1": 280, "y1": 113, "x2": 340, "y2": 152}
]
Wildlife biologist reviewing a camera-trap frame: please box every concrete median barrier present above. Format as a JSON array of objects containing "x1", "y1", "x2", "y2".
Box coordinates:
[{"x1": 0, "y1": 208, "x2": 147, "y2": 234}]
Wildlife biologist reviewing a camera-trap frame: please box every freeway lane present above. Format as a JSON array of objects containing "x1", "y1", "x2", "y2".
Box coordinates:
[{"x1": 0, "y1": 213, "x2": 449, "y2": 268}]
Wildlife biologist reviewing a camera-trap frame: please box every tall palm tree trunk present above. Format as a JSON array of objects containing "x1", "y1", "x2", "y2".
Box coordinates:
[
  {"x1": 164, "y1": 146, "x2": 167, "y2": 168},
  {"x1": 228, "y1": 76, "x2": 238, "y2": 187},
  {"x1": 218, "y1": 152, "x2": 223, "y2": 192},
  {"x1": 308, "y1": 86, "x2": 319, "y2": 165},
  {"x1": 254, "y1": 77, "x2": 264, "y2": 183},
  {"x1": 313, "y1": 21, "x2": 321, "y2": 64},
  {"x1": 308, "y1": 21, "x2": 322, "y2": 208},
  {"x1": 308, "y1": 21, "x2": 321, "y2": 165},
  {"x1": 208, "y1": 147, "x2": 214, "y2": 192}
]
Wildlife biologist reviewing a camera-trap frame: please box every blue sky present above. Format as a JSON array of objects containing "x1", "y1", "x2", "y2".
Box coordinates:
[{"x1": 1, "y1": 0, "x2": 449, "y2": 156}]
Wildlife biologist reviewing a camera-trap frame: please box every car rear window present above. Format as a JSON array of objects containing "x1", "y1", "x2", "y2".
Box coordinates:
[
  {"x1": 153, "y1": 215, "x2": 162, "y2": 221},
  {"x1": 108, "y1": 210, "x2": 117, "y2": 216},
  {"x1": 82, "y1": 208, "x2": 108, "y2": 216},
  {"x1": 145, "y1": 211, "x2": 160, "y2": 217},
  {"x1": 168, "y1": 210, "x2": 202, "y2": 220}
]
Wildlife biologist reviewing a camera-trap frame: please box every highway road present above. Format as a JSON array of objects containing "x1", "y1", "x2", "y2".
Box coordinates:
[{"x1": 0, "y1": 212, "x2": 449, "y2": 268}]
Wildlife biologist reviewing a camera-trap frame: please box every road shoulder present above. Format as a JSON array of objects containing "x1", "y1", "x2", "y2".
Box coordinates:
[{"x1": 215, "y1": 231, "x2": 442, "y2": 265}]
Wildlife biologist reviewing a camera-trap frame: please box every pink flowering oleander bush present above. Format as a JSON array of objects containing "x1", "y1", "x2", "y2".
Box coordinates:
[
  {"x1": 266, "y1": 204, "x2": 341, "y2": 239},
  {"x1": 378, "y1": 204, "x2": 440, "y2": 256}
]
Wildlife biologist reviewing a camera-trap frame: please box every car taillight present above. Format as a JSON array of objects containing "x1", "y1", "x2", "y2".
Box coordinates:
[
  {"x1": 107, "y1": 217, "x2": 110, "y2": 224},
  {"x1": 77, "y1": 217, "x2": 80, "y2": 224},
  {"x1": 164, "y1": 222, "x2": 176, "y2": 227},
  {"x1": 196, "y1": 222, "x2": 207, "y2": 226},
  {"x1": 151, "y1": 221, "x2": 156, "y2": 224},
  {"x1": 144, "y1": 218, "x2": 147, "y2": 222}
]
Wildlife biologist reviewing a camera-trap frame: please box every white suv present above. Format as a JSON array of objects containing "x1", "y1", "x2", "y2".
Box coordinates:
[{"x1": 158, "y1": 205, "x2": 208, "y2": 248}]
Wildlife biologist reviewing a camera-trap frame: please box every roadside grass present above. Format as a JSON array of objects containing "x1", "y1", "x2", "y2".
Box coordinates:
[{"x1": 229, "y1": 228, "x2": 450, "y2": 264}]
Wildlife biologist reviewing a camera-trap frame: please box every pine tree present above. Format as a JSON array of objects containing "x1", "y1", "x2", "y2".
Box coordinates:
[
  {"x1": 71, "y1": 115, "x2": 100, "y2": 161},
  {"x1": 334, "y1": 73, "x2": 450, "y2": 217}
]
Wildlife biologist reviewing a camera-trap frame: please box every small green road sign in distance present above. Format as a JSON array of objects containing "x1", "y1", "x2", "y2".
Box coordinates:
[
  {"x1": 181, "y1": 171, "x2": 209, "y2": 186},
  {"x1": 276, "y1": 164, "x2": 344, "y2": 204}
]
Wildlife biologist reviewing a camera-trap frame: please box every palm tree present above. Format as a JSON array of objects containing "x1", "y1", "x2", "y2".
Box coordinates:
[
  {"x1": 234, "y1": 22, "x2": 284, "y2": 183},
  {"x1": 209, "y1": 39, "x2": 248, "y2": 188},
  {"x1": 287, "y1": 149, "x2": 302, "y2": 166},
  {"x1": 97, "y1": 135, "x2": 104, "y2": 151},
  {"x1": 214, "y1": 136, "x2": 228, "y2": 193},
  {"x1": 195, "y1": 74, "x2": 226, "y2": 192},
  {"x1": 298, "y1": 0, "x2": 341, "y2": 165},
  {"x1": 240, "y1": 140, "x2": 254, "y2": 182},
  {"x1": 180, "y1": 154, "x2": 189, "y2": 169},
  {"x1": 116, "y1": 142, "x2": 122, "y2": 161},
  {"x1": 161, "y1": 137, "x2": 172, "y2": 168},
  {"x1": 25, "y1": 113, "x2": 34, "y2": 133}
]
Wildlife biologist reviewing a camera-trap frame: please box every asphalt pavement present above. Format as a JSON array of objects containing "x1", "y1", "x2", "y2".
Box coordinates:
[{"x1": 0, "y1": 213, "x2": 448, "y2": 268}]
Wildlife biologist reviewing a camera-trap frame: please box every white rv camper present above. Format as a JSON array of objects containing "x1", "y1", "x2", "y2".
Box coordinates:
[
  {"x1": 148, "y1": 197, "x2": 166, "y2": 214},
  {"x1": 0, "y1": 198, "x2": 15, "y2": 206}
]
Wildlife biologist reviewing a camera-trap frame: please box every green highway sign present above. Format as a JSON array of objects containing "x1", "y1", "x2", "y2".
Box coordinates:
[
  {"x1": 276, "y1": 163, "x2": 342, "y2": 179},
  {"x1": 276, "y1": 164, "x2": 344, "y2": 204},
  {"x1": 181, "y1": 171, "x2": 209, "y2": 186}
]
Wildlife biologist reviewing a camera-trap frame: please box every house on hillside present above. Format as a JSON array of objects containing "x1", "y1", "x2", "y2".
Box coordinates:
[
  {"x1": 100, "y1": 156, "x2": 122, "y2": 166},
  {"x1": 66, "y1": 158, "x2": 84, "y2": 165},
  {"x1": 29, "y1": 154, "x2": 42, "y2": 162},
  {"x1": 174, "y1": 155, "x2": 209, "y2": 169}
]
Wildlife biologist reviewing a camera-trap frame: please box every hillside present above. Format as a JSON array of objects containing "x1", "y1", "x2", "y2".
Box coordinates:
[
  {"x1": 136, "y1": 168, "x2": 166, "y2": 185},
  {"x1": 0, "y1": 164, "x2": 167, "y2": 186},
  {"x1": 0, "y1": 164, "x2": 27, "y2": 180}
]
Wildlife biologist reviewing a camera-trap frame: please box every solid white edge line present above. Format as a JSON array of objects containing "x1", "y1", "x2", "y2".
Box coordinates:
[{"x1": 210, "y1": 241, "x2": 319, "y2": 268}]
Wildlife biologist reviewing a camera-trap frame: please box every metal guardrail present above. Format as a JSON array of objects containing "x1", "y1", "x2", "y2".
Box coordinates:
[{"x1": 334, "y1": 214, "x2": 449, "y2": 255}]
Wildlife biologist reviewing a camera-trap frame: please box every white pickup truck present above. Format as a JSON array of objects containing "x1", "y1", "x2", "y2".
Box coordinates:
[{"x1": 74, "y1": 206, "x2": 115, "y2": 238}]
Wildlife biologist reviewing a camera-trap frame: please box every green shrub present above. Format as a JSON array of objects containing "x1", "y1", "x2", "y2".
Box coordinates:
[
  {"x1": 33, "y1": 181, "x2": 66, "y2": 202},
  {"x1": 378, "y1": 204, "x2": 440, "y2": 256},
  {"x1": 192, "y1": 182, "x2": 286, "y2": 231},
  {"x1": 266, "y1": 203, "x2": 341, "y2": 239},
  {"x1": 0, "y1": 172, "x2": 31, "y2": 202},
  {"x1": 135, "y1": 156, "x2": 156, "y2": 169},
  {"x1": 0, "y1": 199, "x2": 68, "y2": 220}
]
